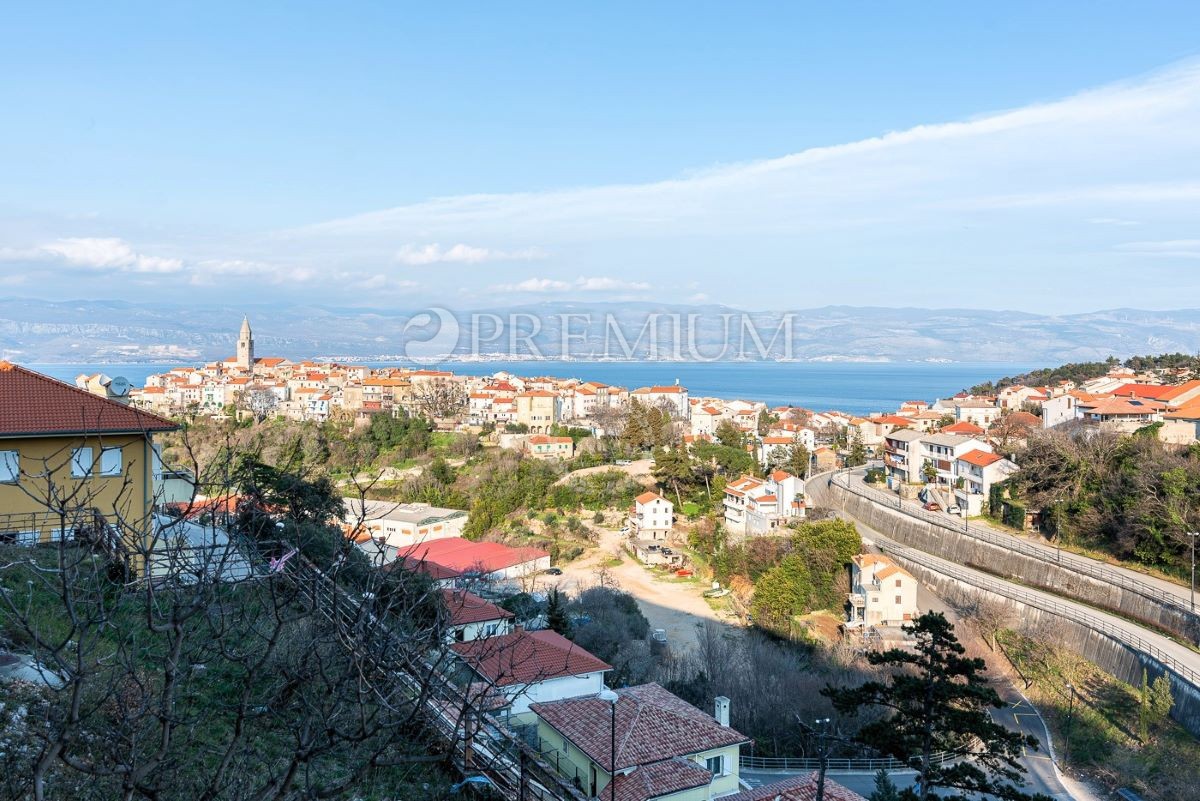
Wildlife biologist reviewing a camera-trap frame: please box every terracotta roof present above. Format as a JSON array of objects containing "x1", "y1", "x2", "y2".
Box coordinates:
[
  {"x1": 528, "y1": 435, "x2": 572, "y2": 444},
  {"x1": 723, "y1": 772, "x2": 866, "y2": 801},
  {"x1": 1004, "y1": 411, "x2": 1041, "y2": 427},
  {"x1": 391, "y1": 556, "x2": 462, "y2": 581},
  {"x1": 452, "y1": 628, "x2": 610, "y2": 686},
  {"x1": 1113, "y1": 383, "x2": 1174, "y2": 400},
  {"x1": 0, "y1": 362, "x2": 178, "y2": 438},
  {"x1": 769, "y1": 470, "x2": 795, "y2": 482},
  {"x1": 398, "y1": 537, "x2": 548, "y2": 574},
  {"x1": 531, "y1": 683, "x2": 748, "y2": 771},
  {"x1": 1159, "y1": 380, "x2": 1200, "y2": 401},
  {"x1": 635, "y1": 491, "x2": 665, "y2": 505},
  {"x1": 609, "y1": 758, "x2": 712, "y2": 801},
  {"x1": 957, "y1": 449, "x2": 1005, "y2": 468},
  {"x1": 941, "y1": 421, "x2": 985, "y2": 435},
  {"x1": 1079, "y1": 397, "x2": 1166, "y2": 416},
  {"x1": 441, "y1": 589, "x2": 513, "y2": 627}
]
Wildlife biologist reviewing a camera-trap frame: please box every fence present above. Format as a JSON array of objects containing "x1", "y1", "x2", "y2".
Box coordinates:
[
  {"x1": 280, "y1": 552, "x2": 589, "y2": 801},
  {"x1": 829, "y1": 471, "x2": 1196, "y2": 618},
  {"x1": 740, "y1": 751, "x2": 954, "y2": 773},
  {"x1": 872, "y1": 535, "x2": 1200, "y2": 691}
]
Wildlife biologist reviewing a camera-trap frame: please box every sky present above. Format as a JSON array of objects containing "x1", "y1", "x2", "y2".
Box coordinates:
[{"x1": 1, "y1": 2, "x2": 1199, "y2": 313}]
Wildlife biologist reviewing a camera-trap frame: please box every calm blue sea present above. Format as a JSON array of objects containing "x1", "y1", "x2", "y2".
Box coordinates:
[{"x1": 30, "y1": 360, "x2": 1041, "y2": 415}]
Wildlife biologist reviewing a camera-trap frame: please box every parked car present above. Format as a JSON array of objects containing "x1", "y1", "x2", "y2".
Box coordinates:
[
  {"x1": 542, "y1": 567, "x2": 563, "y2": 575},
  {"x1": 660, "y1": 547, "x2": 673, "y2": 555},
  {"x1": 946, "y1": 505, "x2": 962, "y2": 515},
  {"x1": 923, "y1": 502, "x2": 942, "y2": 512},
  {"x1": 615, "y1": 459, "x2": 633, "y2": 466}
]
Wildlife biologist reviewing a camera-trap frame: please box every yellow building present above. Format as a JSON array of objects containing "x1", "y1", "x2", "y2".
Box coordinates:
[
  {"x1": 515, "y1": 390, "x2": 559, "y2": 433},
  {"x1": 0, "y1": 362, "x2": 178, "y2": 563},
  {"x1": 530, "y1": 683, "x2": 748, "y2": 801}
]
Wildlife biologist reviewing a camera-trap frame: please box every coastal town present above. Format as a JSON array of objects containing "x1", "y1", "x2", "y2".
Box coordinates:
[
  {"x1": 7, "y1": 7, "x2": 1200, "y2": 800},
  {"x1": 6, "y1": 330, "x2": 1200, "y2": 801}
]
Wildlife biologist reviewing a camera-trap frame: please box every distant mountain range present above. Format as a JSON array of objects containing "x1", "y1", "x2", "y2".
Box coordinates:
[{"x1": 1, "y1": 298, "x2": 1198, "y2": 365}]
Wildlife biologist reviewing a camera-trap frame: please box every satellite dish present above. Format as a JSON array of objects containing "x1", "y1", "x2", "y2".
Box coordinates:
[{"x1": 109, "y1": 376, "x2": 131, "y2": 397}]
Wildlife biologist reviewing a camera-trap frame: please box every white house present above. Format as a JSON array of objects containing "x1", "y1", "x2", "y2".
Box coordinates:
[
  {"x1": 631, "y1": 385, "x2": 690, "y2": 419},
  {"x1": 848, "y1": 553, "x2": 919, "y2": 627},
  {"x1": 723, "y1": 471, "x2": 805, "y2": 537},
  {"x1": 442, "y1": 588, "x2": 514, "y2": 643},
  {"x1": 953, "y1": 400, "x2": 1003, "y2": 428},
  {"x1": 451, "y1": 628, "x2": 611, "y2": 721},
  {"x1": 342, "y1": 498, "x2": 468, "y2": 549},
  {"x1": 631, "y1": 491, "x2": 674, "y2": 540},
  {"x1": 953, "y1": 450, "x2": 1020, "y2": 516},
  {"x1": 918, "y1": 433, "x2": 992, "y2": 486},
  {"x1": 883, "y1": 428, "x2": 925, "y2": 485}
]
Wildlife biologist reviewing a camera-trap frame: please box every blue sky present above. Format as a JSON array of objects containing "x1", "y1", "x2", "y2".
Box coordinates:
[{"x1": 1, "y1": 2, "x2": 1199, "y2": 312}]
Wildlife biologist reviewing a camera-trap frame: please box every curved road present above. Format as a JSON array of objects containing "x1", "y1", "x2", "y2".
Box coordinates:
[{"x1": 835, "y1": 468, "x2": 1196, "y2": 619}]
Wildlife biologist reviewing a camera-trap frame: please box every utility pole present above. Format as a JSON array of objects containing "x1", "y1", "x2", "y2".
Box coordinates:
[
  {"x1": 814, "y1": 717, "x2": 831, "y2": 801},
  {"x1": 1064, "y1": 682, "x2": 1075, "y2": 767},
  {"x1": 1189, "y1": 532, "x2": 1198, "y2": 611}
]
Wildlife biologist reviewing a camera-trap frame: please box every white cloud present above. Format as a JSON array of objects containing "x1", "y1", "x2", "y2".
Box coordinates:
[
  {"x1": 0, "y1": 237, "x2": 183, "y2": 273},
  {"x1": 1116, "y1": 239, "x2": 1200, "y2": 259},
  {"x1": 193, "y1": 259, "x2": 317, "y2": 285},
  {"x1": 1087, "y1": 217, "x2": 1141, "y2": 226},
  {"x1": 394, "y1": 242, "x2": 546, "y2": 265},
  {"x1": 279, "y1": 60, "x2": 1200, "y2": 311},
  {"x1": 489, "y1": 276, "x2": 651, "y2": 294}
]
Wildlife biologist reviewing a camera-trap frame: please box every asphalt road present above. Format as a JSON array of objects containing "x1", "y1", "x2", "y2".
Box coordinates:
[
  {"x1": 835, "y1": 509, "x2": 1108, "y2": 801},
  {"x1": 845, "y1": 467, "x2": 1196, "y2": 614}
]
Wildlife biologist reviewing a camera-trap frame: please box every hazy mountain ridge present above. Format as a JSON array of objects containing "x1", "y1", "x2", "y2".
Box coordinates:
[{"x1": 1, "y1": 298, "x2": 1197, "y2": 364}]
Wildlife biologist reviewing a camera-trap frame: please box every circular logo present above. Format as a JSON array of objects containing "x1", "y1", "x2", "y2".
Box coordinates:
[{"x1": 402, "y1": 307, "x2": 461, "y2": 365}]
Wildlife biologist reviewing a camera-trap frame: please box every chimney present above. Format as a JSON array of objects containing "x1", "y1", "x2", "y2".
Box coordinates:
[{"x1": 714, "y1": 696, "x2": 730, "y2": 727}]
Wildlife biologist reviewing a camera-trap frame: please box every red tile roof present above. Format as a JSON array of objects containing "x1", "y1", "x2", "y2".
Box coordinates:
[
  {"x1": 609, "y1": 758, "x2": 712, "y2": 801},
  {"x1": 531, "y1": 683, "x2": 748, "y2": 771},
  {"x1": 391, "y1": 556, "x2": 462, "y2": 581},
  {"x1": 957, "y1": 449, "x2": 1005, "y2": 468},
  {"x1": 1113, "y1": 383, "x2": 1174, "y2": 400},
  {"x1": 941, "y1": 421, "x2": 985, "y2": 435},
  {"x1": 452, "y1": 628, "x2": 610, "y2": 686},
  {"x1": 398, "y1": 537, "x2": 549, "y2": 574},
  {"x1": 635, "y1": 491, "x2": 664, "y2": 505},
  {"x1": 441, "y1": 589, "x2": 513, "y2": 627},
  {"x1": 0, "y1": 362, "x2": 178, "y2": 438},
  {"x1": 723, "y1": 772, "x2": 866, "y2": 801}
]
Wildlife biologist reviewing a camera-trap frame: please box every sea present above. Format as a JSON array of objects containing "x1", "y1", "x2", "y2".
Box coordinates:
[{"x1": 31, "y1": 360, "x2": 1042, "y2": 416}]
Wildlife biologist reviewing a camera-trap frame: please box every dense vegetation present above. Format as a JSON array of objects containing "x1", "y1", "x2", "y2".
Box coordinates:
[
  {"x1": 967, "y1": 352, "x2": 1200, "y2": 395},
  {"x1": 0, "y1": 465, "x2": 456, "y2": 801},
  {"x1": 1003, "y1": 427, "x2": 1200, "y2": 575},
  {"x1": 827, "y1": 613, "x2": 1046, "y2": 801},
  {"x1": 1000, "y1": 627, "x2": 1194, "y2": 801}
]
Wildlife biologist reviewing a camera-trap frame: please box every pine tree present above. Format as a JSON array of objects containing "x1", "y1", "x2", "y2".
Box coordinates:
[
  {"x1": 546, "y1": 588, "x2": 572, "y2": 637},
  {"x1": 847, "y1": 433, "x2": 868, "y2": 468},
  {"x1": 870, "y1": 769, "x2": 900, "y2": 801},
  {"x1": 824, "y1": 612, "x2": 1049, "y2": 801}
]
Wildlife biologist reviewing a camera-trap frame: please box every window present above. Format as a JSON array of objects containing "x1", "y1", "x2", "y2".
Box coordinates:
[
  {"x1": 0, "y1": 449, "x2": 18, "y2": 483},
  {"x1": 706, "y1": 755, "x2": 725, "y2": 776},
  {"x1": 895, "y1": 579, "x2": 902, "y2": 588},
  {"x1": 100, "y1": 447, "x2": 123, "y2": 476},
  {"x1": 71, "y1": 447, "x2": 94, "y2": 478},
  {"x1": 895, "y1": 595, "x2": 902, "y2": 604}
]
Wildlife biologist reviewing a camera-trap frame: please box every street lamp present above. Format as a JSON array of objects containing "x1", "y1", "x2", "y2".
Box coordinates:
[
  {"x1": 1188, "y1": 532, "x2": 1199, "y2": 612},
  {"x1": 814, "y1": 718, "x2": 831, "y2": 801},
  {"x1": 599, "y1": 689, "x2": 619, "y2": 801},
  {"x1": 1064, "y1": 682, "x2": 1075, "y2": 766}
]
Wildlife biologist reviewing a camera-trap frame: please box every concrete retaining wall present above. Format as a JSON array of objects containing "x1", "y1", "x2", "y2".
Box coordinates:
[
  {"x1": 894, "y1": 554, "x2": 1200, "y2": 737},
  {"x1": 808, "y1": 479, "x2": 1200, "y2": 642}
]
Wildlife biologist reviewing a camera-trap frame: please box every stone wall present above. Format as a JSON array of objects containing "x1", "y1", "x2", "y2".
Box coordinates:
[{"x1": 809, "y1": 478, "x2": 1200, "y2": 642}]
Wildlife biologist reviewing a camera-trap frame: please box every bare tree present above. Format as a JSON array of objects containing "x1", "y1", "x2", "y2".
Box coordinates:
[{"x1": 0, "y1": 434, "x2": 506, "y2": 801}]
